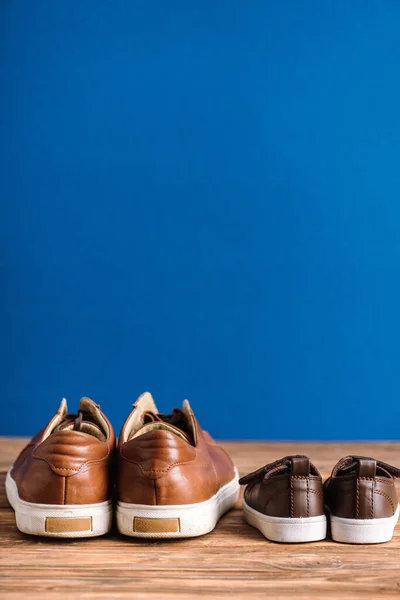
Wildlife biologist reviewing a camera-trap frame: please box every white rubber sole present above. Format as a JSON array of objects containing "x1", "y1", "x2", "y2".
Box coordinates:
[
  {"x1": 330, "y1": 504, "x2": 400, "y2": 544},
  {"x1": 243, "y1": 499, "x2": 327, "y2": 543},
  {"x1": 116, "y1": 469, "x2": 240, "y2": 538},
  {"x1": 6, "y1": 470, "x2": 112, "y2": 538}
]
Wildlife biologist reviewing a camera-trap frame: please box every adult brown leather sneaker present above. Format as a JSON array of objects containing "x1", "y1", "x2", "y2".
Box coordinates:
[
  {"x1": 324, "y1": 455, "x2": 400, "y2": 544},
  {"x1": 6, "y1": 397, "x2": 115, "y2": 538},
  {"x1": 239, "y1": 455, "x2": 326, "y2": 542},
  {"x1": 116, "y1": 392, "x2": 239, "y2": 538}
]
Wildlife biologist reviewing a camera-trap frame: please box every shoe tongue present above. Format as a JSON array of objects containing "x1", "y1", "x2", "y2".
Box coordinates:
[
  {"x1": 128, "y1": 421, "x2": 191, "y2": 443},
  {"x1": 129, "y1": 409, "x2": 192, "y2": 443},
  {"x1": 55, "y1": 416, "x2": 105, "y2": 441},
  {"x1": 142, "y1": 411, "x2": 164, "y2": 423},
  {"x1": 142, "y1": 408, "x2": 185, "y2": 425}
]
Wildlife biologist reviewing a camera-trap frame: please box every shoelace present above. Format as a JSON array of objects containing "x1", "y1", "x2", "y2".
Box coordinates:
[
  {"x1": 55, "y1": 410, "x2": 86, "y2": 433},
  {"x1": 239, "y1": 455, "x2": 321, "y2": 485},
  {"x1": 140, "y1": 409, "x2": 192, "y2": 443},
  {"x1": 72, "y1": 410, "x2": 84, "y2": 431}
]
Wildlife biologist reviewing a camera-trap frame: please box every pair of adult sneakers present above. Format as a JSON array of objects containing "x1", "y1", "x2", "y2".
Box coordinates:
[{"x1": 6, "y1": 394, "x2": 400, "y2": 544}]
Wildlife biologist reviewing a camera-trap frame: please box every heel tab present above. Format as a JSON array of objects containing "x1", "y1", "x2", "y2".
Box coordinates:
[
  {"x1": 291, "y1": 457, "x2": 310, "y2": 476},
  {"x1": 120, "y1": 428, "x2": 196, "y2": 480},
  {"x1": 357, "y1": 458, "x2": 376, "y2": 478}
]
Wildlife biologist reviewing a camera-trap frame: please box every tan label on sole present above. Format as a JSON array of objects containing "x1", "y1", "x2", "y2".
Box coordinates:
[
  {"x1": 133, "y1": 517, "x2": 180, "y2": 533},
  {"x1": 45, "y1": 517, "x2": 92, "y2": 533}
]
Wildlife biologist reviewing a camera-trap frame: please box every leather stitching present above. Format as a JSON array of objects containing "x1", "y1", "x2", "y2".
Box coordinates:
[
  {"x1": 43, "y1": 466, "x2": 80, "y2": 473},
  {"x1": 290, "y1": 478, "x2": 294, "y2": 518},
  {"x1": 356, "y1": 478, "x2": 359, "y2": 518},
  {"x1": 374, "y1": 489, "x2": 395, "y2": 513},
  {"x1": 120, "y1": 452, "x2": 202, "y2": 478},
  {"x1": 375, "y1": 477, "x2": 394, "y2": 486},
  {"x1": 371, "y1": 481, "x2": 374, "y2": 518},
  {"x1": 308, "y1": 488, "x2": 324, "y2": 499},
  {"x1": 32, "y1": 443, "x2": 110, "y2": 475},
  {"x1": 331, "y1": 474, "x2": 394, "y2": 484},
  {"x1": 306, "y1": 478, "x2": 309, "y2": 517}
]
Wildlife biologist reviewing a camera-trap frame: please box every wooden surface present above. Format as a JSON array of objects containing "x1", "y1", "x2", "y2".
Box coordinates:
[{"x1": 1, "y1": 438, "x2": 400, "y2": 599}]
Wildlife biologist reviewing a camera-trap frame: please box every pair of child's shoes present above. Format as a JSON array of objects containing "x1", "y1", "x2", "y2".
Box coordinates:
[{"x1": 239, "y1": 454, "x2": 400, "y2": 544}]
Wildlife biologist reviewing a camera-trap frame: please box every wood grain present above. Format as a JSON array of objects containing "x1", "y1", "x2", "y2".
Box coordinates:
[{"x1": 1, "y1": 437, "x2": 400, "y2": 599}]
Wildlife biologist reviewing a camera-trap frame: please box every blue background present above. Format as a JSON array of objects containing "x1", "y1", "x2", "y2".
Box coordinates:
[{"x1": 1, "y1": 1, "x2": 400, "y2": 439}]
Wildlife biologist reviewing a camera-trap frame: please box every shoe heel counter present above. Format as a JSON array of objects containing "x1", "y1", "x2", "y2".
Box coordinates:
[
  {"x1": 290, "y1": 476, "x2": 324, "y2": 518},
  {"x1": 355, "y1": 477, "x2": 374, "y2": 518},
  {"x1": 30, "y1": 431, "x2": 112, "y2": 505},
  {"x1": 356, "y1": 477, "x2": 398, "y2": 519},
  {"x1": 117, "y1": 454, "x2": 216, "y2": 506},
  {"x1": 118, "y1": 430, "x2": 197, "y2": 505}
]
